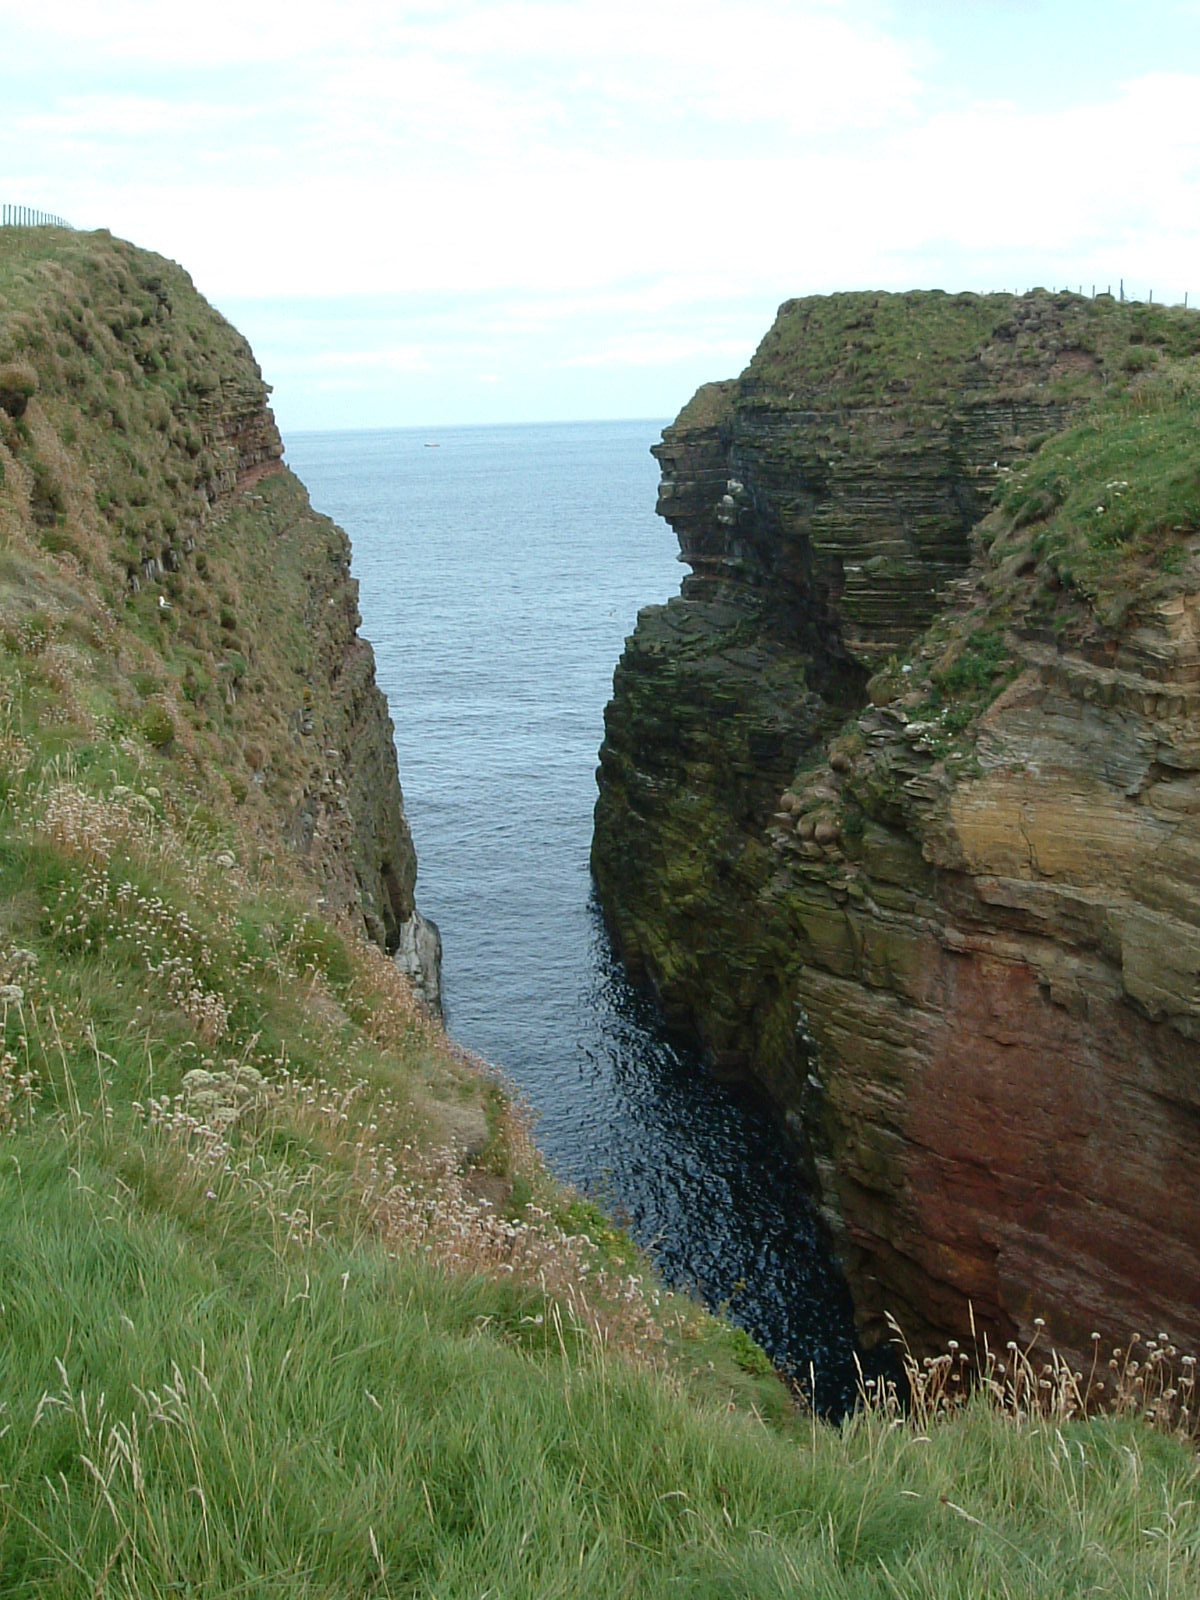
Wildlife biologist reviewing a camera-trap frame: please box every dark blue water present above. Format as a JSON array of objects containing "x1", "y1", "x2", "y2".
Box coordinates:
[{"x1": 285, "y1": 420, "x2": 865, "y2": 1410}]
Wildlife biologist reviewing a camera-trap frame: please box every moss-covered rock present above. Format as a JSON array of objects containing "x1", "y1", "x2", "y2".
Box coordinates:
[
  {"x1": 0, "y1": 226, "x2": 438, "y2": 1000},
  {"x1": 593, "y1": 288, "x2": 1200, "y2": 1366}
]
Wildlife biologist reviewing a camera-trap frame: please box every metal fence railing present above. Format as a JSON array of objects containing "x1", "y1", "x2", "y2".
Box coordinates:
[{"x1": 1, "y1": 204, "x2": 72, "y2": 228}]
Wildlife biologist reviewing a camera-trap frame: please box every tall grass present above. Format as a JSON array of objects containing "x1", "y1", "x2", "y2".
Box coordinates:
[
  {"x1": 2, "y1": 232, "x2": 1198, "y2": 1597},
  {"x1": 2, "y1": 1114, "x2": 1199, "y2": 1598}
]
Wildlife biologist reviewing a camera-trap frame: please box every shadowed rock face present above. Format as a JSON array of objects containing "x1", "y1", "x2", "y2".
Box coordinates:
[
  {"x1": 593, "y1": 288, "x2": 1200, "y2": 1363},
  {"x1": 136, "y1": 288, "x2": 441, "y2": 1006}
]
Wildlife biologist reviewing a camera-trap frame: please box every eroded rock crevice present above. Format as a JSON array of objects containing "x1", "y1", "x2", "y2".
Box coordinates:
[{"x1": 592, "y1": 289, "x2": 1200, "y2": 1363}]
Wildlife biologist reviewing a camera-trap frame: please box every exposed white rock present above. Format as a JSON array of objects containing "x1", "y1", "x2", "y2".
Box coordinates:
[{"x1": 394, "y1": 910, "x2": 443, "y2": 1014}]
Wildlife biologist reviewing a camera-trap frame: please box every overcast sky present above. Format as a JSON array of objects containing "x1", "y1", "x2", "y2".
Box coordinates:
[{"x1": 4, "y1": 0, "x2": 1199, "y2": 431}]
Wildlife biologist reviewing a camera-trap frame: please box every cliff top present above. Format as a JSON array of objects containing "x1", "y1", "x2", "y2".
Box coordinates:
[
  {"x1": 673, "y1": 287, "x2": 1200, "y2": 428},
  {"x1": 2, "y1": 230, "x2": 1197, "y2": 1596},
  {"x1": 602, "y1": 279, "x2": 1200, "y2": 1378}
]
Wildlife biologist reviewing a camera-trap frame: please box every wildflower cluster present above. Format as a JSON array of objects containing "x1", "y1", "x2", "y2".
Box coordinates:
[
  {"x1": 1105, "y1": 1331, "x2": 1196, "y2": 1433},
  {"x1": 44, "y1": 866, "x2": 234, "y2": 1043},
  {"x1": 138, "y1": 1053, "x2": 665, "y2": 1359},
  {"x1": 345, "y1": 933, "x2": 431, "y2": 1044},
  {"x1": 37, "y1": 641, "x2": 100, "y2": 731},
  {"x1": 39, "y1": 780, "x2": 161, "y2": 864},
  {"x1": 0, "y1": 976, "x2": 36, "y2": 1132},
  {"x1": 876, "y1": 1310, "x2": 1199, "y2": 1441}
]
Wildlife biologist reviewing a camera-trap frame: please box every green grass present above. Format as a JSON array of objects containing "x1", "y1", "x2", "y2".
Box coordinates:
[
  {"x1": 1001, "y1": 359, "x2": 1200, "y2": 604},
  {"x1": 749, "y1": 289, "x2": 1009, "y2": 405},
  {"x1": 741, "y1": 287, "x2": 1200, "y2": 412},
  {"x1": 2, "y1": 228, "x2": 1199, "y2": 1597},
  {"x1": 2, "y1": 1121, "x2": 1198, "y2": 1598}
]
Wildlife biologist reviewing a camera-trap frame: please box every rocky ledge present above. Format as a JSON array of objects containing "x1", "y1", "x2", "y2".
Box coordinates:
[{"x1": 592, "y1": 288, "x2": 1200, "y2": 1363}]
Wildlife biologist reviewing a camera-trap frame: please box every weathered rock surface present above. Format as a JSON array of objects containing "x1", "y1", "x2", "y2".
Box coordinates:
[
  {"x1": 593, "y1": 288, "x2": 1200, "y2": 1363},
  {"x1": 0, "y1": 230, "x2": 439, "y2": 1006}
]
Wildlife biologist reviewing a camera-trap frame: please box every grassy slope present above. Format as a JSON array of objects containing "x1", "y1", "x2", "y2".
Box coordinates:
[
  {"x1": 856, "y1": 353, "x2": 1200, "y2": 754},
  {"x1": 2, "y1": 228, "x2": 1199, "y2": 1596}
]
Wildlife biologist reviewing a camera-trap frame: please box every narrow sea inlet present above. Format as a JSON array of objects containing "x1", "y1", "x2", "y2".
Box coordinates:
[{"x1": 286, "y1": 420, "x2": 865, "y2": 1409}]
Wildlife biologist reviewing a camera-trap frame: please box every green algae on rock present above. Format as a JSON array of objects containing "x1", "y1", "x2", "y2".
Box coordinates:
[{"x1": 592, "y1": 287, "x2": 1200, "y2": 1366}]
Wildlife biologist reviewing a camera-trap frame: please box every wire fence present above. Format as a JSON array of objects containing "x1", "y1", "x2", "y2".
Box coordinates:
[
  {"x1": 1040, "y1": 281, "x2": 1192, "y2": 309},
  {"x1": 1, "y1": 204, "x2": 72, "y2": 229}
]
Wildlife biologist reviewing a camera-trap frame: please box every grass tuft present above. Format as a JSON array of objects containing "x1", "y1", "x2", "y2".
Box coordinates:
[{"x1": 2, "y1": 229, "x2": 1198, "y2": 1596}]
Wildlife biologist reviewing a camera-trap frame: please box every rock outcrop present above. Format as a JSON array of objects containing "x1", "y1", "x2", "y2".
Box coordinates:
[
  {"x1": 0, "y1": 229, "x2": 439, "y2": 1006},
  {"x1": 593, "y1": 289, "x2": 1200, "y2": 1362}
]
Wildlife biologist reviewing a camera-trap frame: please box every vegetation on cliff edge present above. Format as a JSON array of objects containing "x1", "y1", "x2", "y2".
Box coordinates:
[{"x1": 2, "y1": 228, "x2": 1198, "y2": 1596}]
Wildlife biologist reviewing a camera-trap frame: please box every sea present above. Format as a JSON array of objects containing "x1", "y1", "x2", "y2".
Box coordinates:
[{"x1": 284, "y1": 419, "x2": 867, "y2": 1411}]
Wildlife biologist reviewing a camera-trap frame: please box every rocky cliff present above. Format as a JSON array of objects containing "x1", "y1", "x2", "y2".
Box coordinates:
[
  {"x1": 593, "y1": 289, "x2": 1200, "y2": 1362},
  {"x1": 0, "y1": 227, "x2": 439, "y2": 1004}
]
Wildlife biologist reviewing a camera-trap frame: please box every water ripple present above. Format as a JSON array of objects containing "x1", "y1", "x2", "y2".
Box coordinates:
[{"x1": 286, "y1": 420, "x2": 870, "y2": 1412}]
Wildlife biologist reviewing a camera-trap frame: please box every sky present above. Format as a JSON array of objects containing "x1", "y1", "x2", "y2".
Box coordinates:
[{"x1": 3, "y1": 0, "x2": 1200, "y2": 431}]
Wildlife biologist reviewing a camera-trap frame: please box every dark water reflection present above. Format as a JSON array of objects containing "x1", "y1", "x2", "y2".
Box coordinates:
[
  {"x1": 286, "y1": 420, "x2": 874, "y2": 1414},
  {"x1": 566, "y1": 897, "x2": 865, "y2": 1411}
]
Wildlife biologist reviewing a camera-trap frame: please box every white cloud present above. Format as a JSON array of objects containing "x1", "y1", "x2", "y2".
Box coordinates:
[
  {"x1": 560, "y1": 333, "x2": 756, "y2": 369},
  {"x1": 267, "y1": 345, "x2": 435, "y2": 375},
  {"x1": 4, "y1": 1, "x2": 1200, "y2": 424}
]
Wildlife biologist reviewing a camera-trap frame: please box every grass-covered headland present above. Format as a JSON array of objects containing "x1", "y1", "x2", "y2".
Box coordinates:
[{"x1": 1, "y1": 225, "x2": 1198, "y2": 1596}]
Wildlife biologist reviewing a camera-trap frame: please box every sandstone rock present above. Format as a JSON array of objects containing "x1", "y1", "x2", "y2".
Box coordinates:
[{"x1": 592, "y1": 288, "x2": 1200, "y2": 1366}]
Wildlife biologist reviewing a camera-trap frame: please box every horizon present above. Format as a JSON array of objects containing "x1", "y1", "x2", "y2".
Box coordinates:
[
  {"x1": 277, "y1": 278, "x2": 1197, "y2": 434},
  {"x1": 282, "y1": 412, "x2": 672, "y2": 436},
  {"x1": 5, "y1": 0, "x2": 1200, "y2": 433}
]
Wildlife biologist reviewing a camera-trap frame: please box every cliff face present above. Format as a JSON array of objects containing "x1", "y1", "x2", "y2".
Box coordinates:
[
  {"x1": 0, "y1": 228, "x2": 439, "y2": 1004},
  {"x1": 593, "y1": 289, "x2": 1200, "y2": 1360}
]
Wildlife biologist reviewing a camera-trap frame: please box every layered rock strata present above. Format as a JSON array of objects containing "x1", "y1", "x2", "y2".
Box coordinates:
[
  {"x1": 0, "y1": 230, "x2": 439, "y2": 1004},
  {"x1": 593, "y1": 289, "x2": 1200, "y2": 1361}
]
